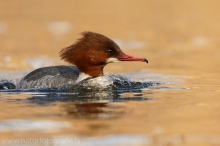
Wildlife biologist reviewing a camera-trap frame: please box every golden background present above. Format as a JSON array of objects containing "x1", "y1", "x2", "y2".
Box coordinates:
[{"x1": 0, "y1": 0, "x2": 219, "y2": 77}]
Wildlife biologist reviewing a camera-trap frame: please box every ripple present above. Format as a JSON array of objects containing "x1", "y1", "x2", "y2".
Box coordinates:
[{"x1": 0, "y1": 120, "x2": 71, "y2": 132}]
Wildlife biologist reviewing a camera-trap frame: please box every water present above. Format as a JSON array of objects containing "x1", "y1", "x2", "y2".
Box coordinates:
[{"x1": 1, "y1": 70, "x2": 219, "y2": 146}]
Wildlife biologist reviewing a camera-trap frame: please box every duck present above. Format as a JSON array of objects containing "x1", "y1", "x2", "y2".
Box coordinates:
[{"x1": 16, "y1": 31, "x2": 148, "y2": 89}]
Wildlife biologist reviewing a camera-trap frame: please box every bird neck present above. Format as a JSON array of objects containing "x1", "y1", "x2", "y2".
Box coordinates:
[{"x1": 77, "y1": 64, "x2": 104, "y2": 81}]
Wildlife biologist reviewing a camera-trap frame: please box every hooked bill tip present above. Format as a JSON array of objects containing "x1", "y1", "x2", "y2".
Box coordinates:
[{"x1": 143, "y1": 58, "x2": 148, "y2": 63}]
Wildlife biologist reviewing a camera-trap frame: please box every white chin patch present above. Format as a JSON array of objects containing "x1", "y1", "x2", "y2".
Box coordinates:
[
  {"x1": 76, "y1": 73, "x2": 91, "y2": 83},
  {"x1": 106, "y1": 58, "x2": 121, "y2": 63}
]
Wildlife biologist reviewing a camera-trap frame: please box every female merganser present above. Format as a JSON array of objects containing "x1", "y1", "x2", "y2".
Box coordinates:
[{"x1": 17, "y1": 31, "x2": 148, "y2": 89}]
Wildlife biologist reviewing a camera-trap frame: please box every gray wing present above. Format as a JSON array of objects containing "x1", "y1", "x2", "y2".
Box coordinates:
[{"x1": 17, "y1": 66, "x2": 79, "y2": 89}]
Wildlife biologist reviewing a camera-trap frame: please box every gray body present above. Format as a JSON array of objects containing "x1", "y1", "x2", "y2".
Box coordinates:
[{"x1": 17, "y1": 66, "x2": 79, "y2": 89}]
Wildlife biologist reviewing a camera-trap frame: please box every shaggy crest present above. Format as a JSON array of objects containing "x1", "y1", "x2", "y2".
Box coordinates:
[{"x1": 60, "y1": 31, "x2": 120, "y2": 65}]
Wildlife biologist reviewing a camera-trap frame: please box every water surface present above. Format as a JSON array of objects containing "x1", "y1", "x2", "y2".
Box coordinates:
[{"x1": 0, "y1": 70, "x2": 219, "y2": 146}]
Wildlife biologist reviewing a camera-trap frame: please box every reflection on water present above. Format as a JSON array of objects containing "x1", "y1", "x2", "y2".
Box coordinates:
[
  {"x1": 0, "y1": 71, "x2": 220, "y2": 146},
  {"x1": 0, "y1": 87, "x2": 155, "y2": 119}
]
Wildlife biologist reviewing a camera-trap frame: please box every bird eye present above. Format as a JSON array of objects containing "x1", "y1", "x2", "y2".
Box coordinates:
[{"x1": 108, "y1": 49, "x2": 113, "y2": 54}]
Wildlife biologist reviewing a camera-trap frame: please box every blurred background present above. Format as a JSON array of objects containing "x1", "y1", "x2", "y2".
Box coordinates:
[
  {"x1": 0, "y1": 0, "x2": 220, "y2": 76},
  {"x1": 1, "y1": 1, "x2": 220, "y2": 145}
]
